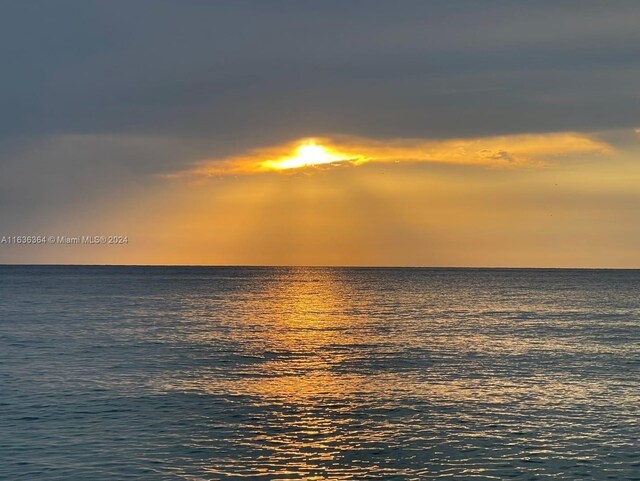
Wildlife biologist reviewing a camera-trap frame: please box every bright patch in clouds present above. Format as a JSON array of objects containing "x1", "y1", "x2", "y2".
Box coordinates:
[
  {"x1": 260, "y1": 142, "x2": 350, "y2": 171},
  {"x1": 180, "y1": 132, "x2": 611, "y2": 178}
]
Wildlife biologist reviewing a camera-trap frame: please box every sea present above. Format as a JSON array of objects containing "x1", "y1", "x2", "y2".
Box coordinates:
[{"x1": 0, "y1": 266, "x2": 638, "y2": 480}]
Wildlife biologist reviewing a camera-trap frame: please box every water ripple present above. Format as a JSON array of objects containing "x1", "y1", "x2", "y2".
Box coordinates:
[{"x1": 1, "y1": 266, "x2": 639, "y2": 479}]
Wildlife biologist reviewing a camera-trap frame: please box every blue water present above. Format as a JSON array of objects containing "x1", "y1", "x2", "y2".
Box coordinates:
[{"x1": 1, "y1": 266, "x2": 639, "y2": 480}]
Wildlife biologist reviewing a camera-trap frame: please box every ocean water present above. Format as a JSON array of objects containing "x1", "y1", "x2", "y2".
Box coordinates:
[{"x1": 0, "y1": 266, "x2": 638, "y2": 480}]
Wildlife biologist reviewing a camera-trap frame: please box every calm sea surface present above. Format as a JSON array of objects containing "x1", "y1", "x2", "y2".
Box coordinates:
[{"x1": 0, "y1": 266, "x2": 638, "y2": 480}]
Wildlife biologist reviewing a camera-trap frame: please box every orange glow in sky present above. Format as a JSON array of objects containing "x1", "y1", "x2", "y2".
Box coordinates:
[
  {"x1": 259, "y1": 141, "x2": 356, "y2": 171},
  {"x1": 7, "y1": 129, "x2": 640, "y2": 268},
  {"x1": 179, "y1": 132, "x2": 611, "y2": 178}
]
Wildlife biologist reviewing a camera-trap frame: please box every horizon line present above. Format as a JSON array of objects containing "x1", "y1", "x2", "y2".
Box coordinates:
[{"x1": 1, "y1": 263, "x2": 639, "y2": 271}]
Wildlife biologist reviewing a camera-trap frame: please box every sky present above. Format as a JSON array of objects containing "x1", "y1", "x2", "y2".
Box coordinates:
[{"x1": 1, "y1": 0, "x2": 640, "y2": 267}]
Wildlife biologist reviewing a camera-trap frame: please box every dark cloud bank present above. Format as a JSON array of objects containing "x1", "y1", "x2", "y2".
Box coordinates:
[{"x1": 1, "y1": 0, "x2": 639, "y2": 230}]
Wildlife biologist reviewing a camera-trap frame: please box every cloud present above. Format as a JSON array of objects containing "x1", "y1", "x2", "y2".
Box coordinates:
[
  {"x1": 177, "y1": 132, "x2": 612, "y2": 177},
  {"x1": 0, "y1": 1, "x2": 635, "y2": 247},
  {"x1": 2, "y1": 0, "x2": 640, "y2": 148}
]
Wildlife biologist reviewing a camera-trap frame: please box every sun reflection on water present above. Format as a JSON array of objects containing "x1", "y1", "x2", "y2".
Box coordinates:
[
  {"x1": 3, "y1": 267, "x2": 639, "y2": 480},
  {"x1": 147, "y1": 268, "x2": 640, "y2": 479}
]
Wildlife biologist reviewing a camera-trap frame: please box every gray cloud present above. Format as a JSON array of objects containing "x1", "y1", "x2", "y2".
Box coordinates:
[
  {"x1": 2, "y1": 0, "x2": 640, "y2": 145},
  {"x1": 1, "y1": 0, "x2": 640, "y2": 239}
]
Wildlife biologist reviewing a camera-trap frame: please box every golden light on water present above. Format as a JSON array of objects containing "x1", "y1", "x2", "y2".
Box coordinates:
[{"x1": 150, "y1": 268, "x2": 621, "y2": 480}]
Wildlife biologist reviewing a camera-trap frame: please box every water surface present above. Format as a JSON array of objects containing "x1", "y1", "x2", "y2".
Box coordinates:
[{"x1": 1, "y1": 266, "x2": 639, "y2": 479}]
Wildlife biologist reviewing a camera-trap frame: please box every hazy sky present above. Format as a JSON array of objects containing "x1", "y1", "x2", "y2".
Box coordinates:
[{"x1": 2, "y1": 1, "x2": 640, "y2": 266}]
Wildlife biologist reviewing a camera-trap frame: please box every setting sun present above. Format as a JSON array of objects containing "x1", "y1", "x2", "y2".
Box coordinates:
[{"x1": 260, "y1": 141, "x2": 346, "y2": 171}]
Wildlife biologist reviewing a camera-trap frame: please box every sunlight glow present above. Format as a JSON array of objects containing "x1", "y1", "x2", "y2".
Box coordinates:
[
  {"x1": 176, "y1": 132, "x2": 612, "y2": 178},
  {"x1": 260, "y1": 141, "x2": 351, "y2": 171}
]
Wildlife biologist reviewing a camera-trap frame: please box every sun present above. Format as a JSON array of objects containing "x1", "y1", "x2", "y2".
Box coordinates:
[{"x1": 260, "y1": 141, "x2": 345, "y2": 171}]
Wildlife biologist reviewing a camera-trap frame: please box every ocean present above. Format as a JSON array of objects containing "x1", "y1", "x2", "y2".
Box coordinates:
[{"x1": 0, "y1": 266, "x2": 638, "y2": 480}]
